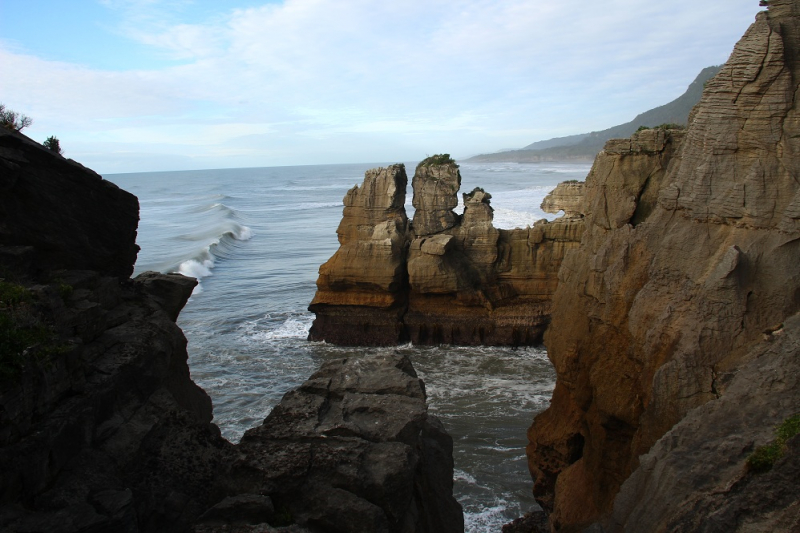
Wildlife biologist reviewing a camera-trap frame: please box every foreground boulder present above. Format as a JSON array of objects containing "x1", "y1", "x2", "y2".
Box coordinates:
[
  {"x1": 309, "y1": 155, "x2": 585, "y2": 346},
  {"x1": 204, "y1": 354, "x2": 464, "y2": 533},
  {"x1": 527, "y1": 2, "x2": 800, "y2": 530}
]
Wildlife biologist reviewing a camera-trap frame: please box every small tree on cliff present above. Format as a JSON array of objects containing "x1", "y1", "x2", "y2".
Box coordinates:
[
  {"x1": 0, "y1": 104, "x2": 32, "y2": 132},
  {"x1": 43, "y1": 136, "x2": 63, "y2": 155}
]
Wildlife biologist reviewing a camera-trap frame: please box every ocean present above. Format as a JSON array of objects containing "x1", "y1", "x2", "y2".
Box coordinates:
[{"x1": 106, "y1": 160, "x2": 592, "y2": 532}]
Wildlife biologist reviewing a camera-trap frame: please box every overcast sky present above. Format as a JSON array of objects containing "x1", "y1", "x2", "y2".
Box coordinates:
[{"x1": 1, "y1": 0, "x2": 763, "y2": 174}]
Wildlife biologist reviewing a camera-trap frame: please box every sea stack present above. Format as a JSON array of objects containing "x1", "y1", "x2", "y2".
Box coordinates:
[
  {"x1": 527, "y1": 1, "x2": 800, "y2": 530},
  {"x1": 309, "y1": 155, "x2": 586, "y2": 346}
]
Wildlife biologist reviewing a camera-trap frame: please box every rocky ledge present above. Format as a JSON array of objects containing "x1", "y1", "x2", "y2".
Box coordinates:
[
  {"x1": 0, "y1": 127, "x2": 462, "y2": 532},
  {"x1": 309, "y1": 156, "x2": 585, "y2": 346}
]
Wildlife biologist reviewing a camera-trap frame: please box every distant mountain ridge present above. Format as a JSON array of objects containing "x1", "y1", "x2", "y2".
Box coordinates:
[{"x1": 466, "y1": 65, "x2": 721, "y2": 163}]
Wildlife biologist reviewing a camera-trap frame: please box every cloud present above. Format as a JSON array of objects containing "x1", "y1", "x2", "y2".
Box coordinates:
[{"x1": 0, "y1": 0, "x2": 763, "y2": 172}]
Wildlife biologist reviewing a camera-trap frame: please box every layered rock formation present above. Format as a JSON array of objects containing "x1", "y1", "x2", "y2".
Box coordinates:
[
  {"x1": 308, "y1": 165, "x2": 410, "y2": 345},
  {"x1": 527, "y1": 2, "x2": 800, "y2": 530},
  {"x1": 0, "y1": 129, "x2": 462, "y2": 532},
  {"x1": 309, "y1": 156, "x2": 585, "y2": 346},
  {"x1": 207, "y1": 353, "x2": 464, "y2": 533}
]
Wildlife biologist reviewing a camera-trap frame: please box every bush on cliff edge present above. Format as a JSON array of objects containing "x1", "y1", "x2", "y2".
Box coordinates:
[{"x1": 747, "y1": 414, "x2": 800, "y2": 473}]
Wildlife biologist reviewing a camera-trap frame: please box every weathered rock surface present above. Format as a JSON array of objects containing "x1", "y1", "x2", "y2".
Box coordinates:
[
  {"x1": 309, "y1": 159, "x2": 585, "y2": 346},
  {"x1": 604, "y1": 313, "x2": 800, "y2": 533},
  {"x1": 527, "y1": 2, "x2": 800, "y2": 531},
  {"x1": 1, "y1": 130, "x2": 462, "y2": 532},
  {"x1": 210, "y1": 354, "x2": 464, "y2": 533},
  {"x1": 308, "y1": 164, "x2": 410, "y2": 345},
  {"x1": 540, "y1": 182, "x2": 585, "y2": 219},
  {"x1": 411, "y1": 159, "x2": 461, "y2": 236}
]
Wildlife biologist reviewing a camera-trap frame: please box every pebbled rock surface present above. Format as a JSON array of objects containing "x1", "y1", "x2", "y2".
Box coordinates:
[
  {"x1": 210, "y1": 354, "x2": 464, "y2": 533},
  {"x1": 527, "y1": 2, "x2": 800, "y2": 531},
  {"x1": 1, "y1": 131, "x2": 462, "y2": 532},
  {"x1": 309, "y1": 161, "x2": 585, "y2": 346}
]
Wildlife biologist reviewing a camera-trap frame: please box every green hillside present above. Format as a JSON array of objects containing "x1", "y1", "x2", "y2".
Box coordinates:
[{"x1": 467, "y1": 65, "x2": 721, "y2": 163}]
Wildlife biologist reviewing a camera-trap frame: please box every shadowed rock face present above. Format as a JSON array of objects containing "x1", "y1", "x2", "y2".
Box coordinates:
[
  {"x1": 0, "y1": 129, "x2": 139, "y2": 279},
  {"x1": 527, "y1": 2, "x2": 800, "y2": 531},
  {"x1": 0, "y1": 131, "x2": 462, "y2": 532},
  {"x1": 0, "y1": 129, "x2": 229, "y2": 533},
  {"x1": 207, "y1": 354, "x2": 464, "y2": 533},
  {"x1": 309, "y1": 161, "x2": 585, "y2": 346}
]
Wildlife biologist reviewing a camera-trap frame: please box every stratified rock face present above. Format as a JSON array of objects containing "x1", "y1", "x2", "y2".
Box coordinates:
[
  {"x1": 412, "y1": 158, "x2": 461, "y2": 235},
  {"x1": 309, "y1": 160, "x2": 586, "y2": 346},
  {"x1": 608, "y1": 313, "x2": 800, "y2": 533},
  {"x1": 308, "y1": 164, "x2": 410, "y2": 345},
  {"x1": 540, "y1": 181, "x2": 585, "y2": 218},
  {"x1": 0, "y1": 129, "x2": 139, "y2": 278},
  {"x1": 212, "y1": 353, "x2": 464, "y2": 533},
  {"x1": 527, "y1": 3, "x2": 800, "y2": 531}
]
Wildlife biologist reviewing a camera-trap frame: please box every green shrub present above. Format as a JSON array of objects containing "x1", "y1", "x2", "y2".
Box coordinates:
[
  {"x1": 0, "y1": 280, "x2": 32, "y2": 306},
  {"x1": 747, "y1": 413, "x2": 800, "y2": 473},
  {"x1": 0, "y1": 104, "x2": 32, "y2": 132},
  {"x1": 656, "y1": 123, "x2": 685, "y2": 130},
  {"x1": 0, "y1": 281, "x2": 69, "y2": 381},
  {"x1": 637, "y1": 124, "x2": 686, "y2": 133},
  {"x1": 417, "y1": 153, "x2": 457, "y2": 168},
  {"x1": 43, "y1": 135, "x2": 63, "y2": 155}
]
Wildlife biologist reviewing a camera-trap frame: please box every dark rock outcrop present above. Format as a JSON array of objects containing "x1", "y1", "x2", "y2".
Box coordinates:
[
  {"x1": 309, "y1": 159, "x2": 585, "y2": 346},
  {"x1": 1, "y1": 129, "x2": 462, "y2": 532},
  {"x1": 208, "y1": 354, "x2": 464, "y2": 533},
  {"x1": 1, "y1": 128, "x2": 233, "y2": 533},
  {"x1": 527, "y1": 2, "x2": 800, "y2": 531},
  {"x1": 0, "y1": 128, "x2": 139, "y2": 279}
]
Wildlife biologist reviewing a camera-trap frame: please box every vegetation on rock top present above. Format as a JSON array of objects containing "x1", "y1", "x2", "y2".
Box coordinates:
[
  {"x1": 0, "y1": 104, "x2": 32, "y2": 132},
  {"x1": 417, "y1": 154, "x2": 458, "y2": 168},
  {"x1": 636, "y1": 123, "x2": 686, "y2": 132}
]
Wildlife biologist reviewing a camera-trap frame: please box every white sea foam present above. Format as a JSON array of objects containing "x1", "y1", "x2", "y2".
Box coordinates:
[
  {"x1": 179, "y1": 258, "x2": 215, "y2": 279},
  {"x1": 463, "y1": 500, "x2": 513, "y2": 533},
  {"x1": 239, "y1": 313, "x2": 314, "y2": 343},
  {"x1": 454, "y1": 469, "x2": 478, "y2": 485}
]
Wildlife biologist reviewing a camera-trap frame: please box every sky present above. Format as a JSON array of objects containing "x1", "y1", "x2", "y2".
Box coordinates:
[{"x1": 1, "y1": 0, "x2": 764, "y2": 174}]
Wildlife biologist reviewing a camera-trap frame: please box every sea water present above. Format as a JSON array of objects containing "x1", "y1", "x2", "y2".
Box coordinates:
[{"x1": 107, "y1": 160, "x2": 592, "y2": 532}]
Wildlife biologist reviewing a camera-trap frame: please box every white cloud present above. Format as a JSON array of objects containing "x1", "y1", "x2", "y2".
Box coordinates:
[{"x1": 1, "y1": 0, "x2": 763, "y2": 172}]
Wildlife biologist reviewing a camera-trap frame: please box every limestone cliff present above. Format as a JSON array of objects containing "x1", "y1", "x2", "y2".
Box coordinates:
[
  {"x1": 309, "y1": 156, "x2": 585, "y2": 346},
  {"x1": 0, "y1": 129, "x2": 463, "y2": 533},
  {"x1": 527, "y1": 2, "x2": 800, "y2": 531}
]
